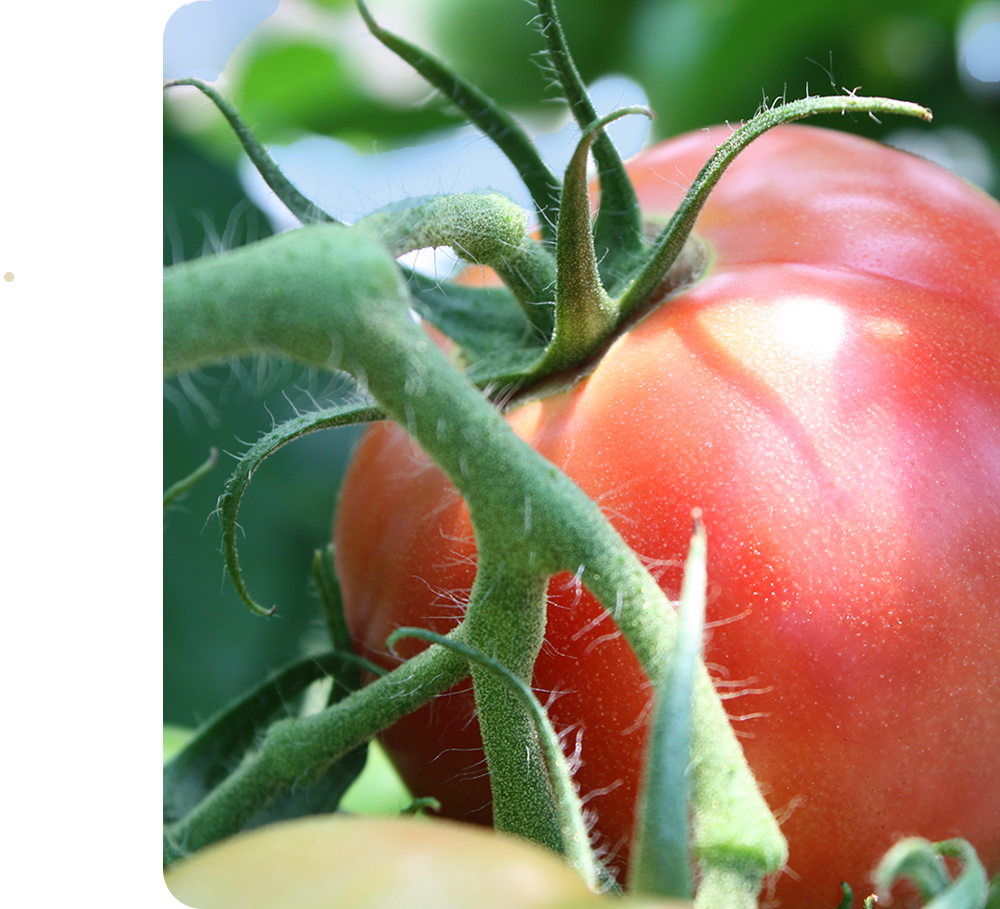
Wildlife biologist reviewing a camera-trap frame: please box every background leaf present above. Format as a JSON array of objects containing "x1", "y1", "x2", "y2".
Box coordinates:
[{"x1": 164, "y1": 651, "x2": 366, "y2": 826}]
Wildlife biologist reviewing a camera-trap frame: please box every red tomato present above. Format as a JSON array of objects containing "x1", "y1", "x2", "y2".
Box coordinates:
[{"x1": 334, "y1": 125, "x2": 1000, "y2": 909}]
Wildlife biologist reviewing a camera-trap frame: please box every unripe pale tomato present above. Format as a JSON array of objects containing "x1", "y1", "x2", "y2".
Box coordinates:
[
  {"x1": 334, "y1": 125, "x2": 1000, "y2": 908},
  {"x1": 164, "y1": 815, "x2": 599, "y2": 909}
]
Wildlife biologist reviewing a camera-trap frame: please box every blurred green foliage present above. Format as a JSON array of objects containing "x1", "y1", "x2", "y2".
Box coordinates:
[
  {"x1": 427, "y1": 0, "x2": 644, "y2": 106},
  {"x1": 164, "y1": 118, "x2": 274, "y2": 266},
  {"x1": 163, "y1": 363, "x2": 365, "y2": 725},
  {"x1": 236, "y1": 38, "x2": 461, "y2": 145},
  {"x1": 429, "y1": 1, "x2": 990, "y2": 137},
  {"x1": 164, "y1": 0, "x2": 998, "y2": 727}
]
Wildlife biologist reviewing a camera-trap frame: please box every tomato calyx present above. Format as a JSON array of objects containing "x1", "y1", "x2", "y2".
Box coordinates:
[
  {"x1": 165, "y1": 45, "x2": 930, "y2": 406},
  {"x1": 497, "y1": 234, "x2": 709, "y2": 411},
  {"x1": 358, "y1": 0, "x2": 935, "y2": 391},
  {"x1": 504, "y1": 94, "x2": 934, "y2": 400}
]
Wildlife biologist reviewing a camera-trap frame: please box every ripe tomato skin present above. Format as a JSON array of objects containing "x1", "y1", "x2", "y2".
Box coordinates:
[{"x1": 334, "y1": 125, "x2": 1000, "y2": 908}]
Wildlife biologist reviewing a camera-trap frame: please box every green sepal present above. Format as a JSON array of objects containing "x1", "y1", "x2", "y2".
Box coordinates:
[
  {"x1": 163, "y1": 651, "x2": 368, "y2": 826},
  {"x1": 533, "y1": 0, "x2": 644, "y2": 289},
  {"x1": 526, "y1": 107, "x2": 650, "y2": 378},
  {"x1": 163, "y1": 77, "x2": 337, "y2": 226},
  {"x1": 616, "y1": 94, "x2": 932, "y2": 324},
  {"x1": 629, "y1": 512, "x2": 706, "y2": 900}
]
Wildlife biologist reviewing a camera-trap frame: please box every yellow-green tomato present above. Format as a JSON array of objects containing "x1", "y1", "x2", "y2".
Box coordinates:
[
  {"x1": 547, "y1": 902, "x2": 692, "y2": 909},
  {"x1": 164, "y1": 815, "x2": 599, "y2": 909}
]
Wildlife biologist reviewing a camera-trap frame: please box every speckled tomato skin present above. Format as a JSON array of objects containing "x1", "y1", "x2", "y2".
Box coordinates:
[{"x1": 334, "y1": 125, "x2": 1000, "y2": 908}]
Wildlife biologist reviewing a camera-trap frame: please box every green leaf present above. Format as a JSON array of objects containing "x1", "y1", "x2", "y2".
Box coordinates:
[
  {"x1": 164, "y1": 651, "x2": 367, "y2": 825},
  {"x1": 236, "y1": 38, "x2": 460, "y2": 145},
  {"x1": 404, "y1": 270, "x2": 549, "y2": 387},
  {"x1": 242, "y1": 744, "x2": 368, "y2": 831}
]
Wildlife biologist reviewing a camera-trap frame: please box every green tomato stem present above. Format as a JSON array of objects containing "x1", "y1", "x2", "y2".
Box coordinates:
[
  {"x1": 163, "y1": 650, "x2": 366, "y2": 827},
  {"x1": 356, "y1": 192, "x2": 557, "y2": 335},
  {"x1": 457, "y1": 559, "x2": 565, "y2": 855},
  {"x1": 389, "y1": 626, "x2": 602, "y2": 891}
]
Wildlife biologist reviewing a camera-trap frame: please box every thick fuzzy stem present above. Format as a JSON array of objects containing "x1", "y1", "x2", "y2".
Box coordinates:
[
  {"x1": 460, "y1": 561, "x2": 562, "y2": 853},
  {"x1": 164, "y1": 224, "x2": 785, "y2": 880},
  {"x1": 357, "y1": 192, "x2": 557, "y2": 333},
  {"x1": 389, "y1": 626, "x2": 600, "y2": 889}
]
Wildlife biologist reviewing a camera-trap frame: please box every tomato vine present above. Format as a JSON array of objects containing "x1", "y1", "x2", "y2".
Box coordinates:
[{"x1": 162, "y1": 3, "x2": 994, "y2": 908}]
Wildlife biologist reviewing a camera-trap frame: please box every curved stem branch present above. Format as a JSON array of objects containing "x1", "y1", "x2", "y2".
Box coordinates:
[
  {"x1": 164, "y1": 78, "x2": 336, "y2": 226},
  {"x1": 357, "y1": 192, "x2": 557, "y2": 331},
  {"x1": 164, "y1": 223, "x2": 785, "y2": 880}
]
